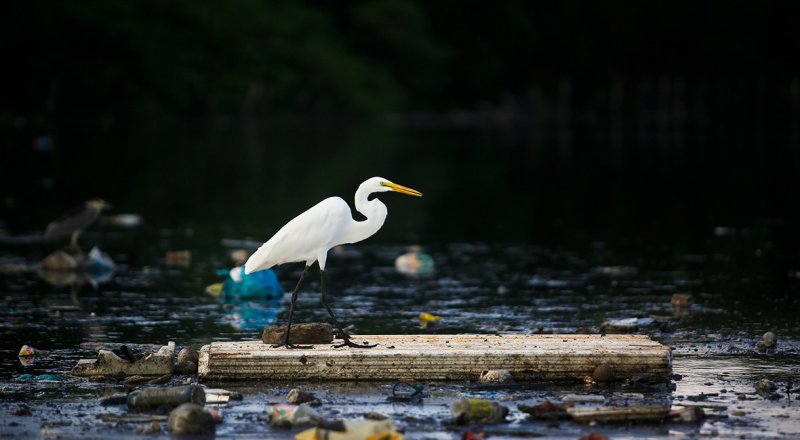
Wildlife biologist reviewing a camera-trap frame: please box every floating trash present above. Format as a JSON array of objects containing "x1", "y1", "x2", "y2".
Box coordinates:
[
  {"x1": 85, "y1": 246, "x2": 115, "y2": 273},
  {"x1": 166, "y1": 250, "x2": 191, "y2": 267},
  {"x1": 757, "y1": 331, "x2": 778, "y2": 352},
  {"x1": 268, "y1": 403, "x2": 321, "y2": 428},
  {"x1": 295, "y1": 418, "x2": 403, "y2": 440},
  {"x1": 16, "y1": 374, "x2": 67, "y2": 382},
  {"x1": 127, "y1": 384, "x2": 205, "y2": 410},
  {"x1": 567, "y1": 405, "x2": 670, "y2": 423},
  {"x1": 18, "y1": 345, "x2": 47, "y2": 357},
  {"x1": 108, "y1": 213, "x2": 143, "y2": 228},
  {"x1": 222, "y1": 266, "x2": 282, "y2": 299},
  {"x1": 287, "y1": 388, "x2": 321, "y2": 407},
  {"x1": 394, "y1": 251, "x2": 434, "y2": 276},
  {"x1": 418, "y1": 312, "x2": 441, "y2": 328},
  {"x1": 168, "y1": 403, "x2": 216, "y2": 436},
  {"x1": 518, "y1": 400, "x2": 574, "y2": 420},
  {"x1": 450, "y1": 398, "x2": 509, "y2": 424}
]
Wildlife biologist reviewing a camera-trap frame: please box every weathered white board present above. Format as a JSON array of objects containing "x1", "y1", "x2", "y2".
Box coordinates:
[{"x1": 198, "y1": 334, "x2": 671, "y2": 382}]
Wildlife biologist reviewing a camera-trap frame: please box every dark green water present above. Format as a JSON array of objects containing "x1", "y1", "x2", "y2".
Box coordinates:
[{"x1": 1, "y1": 119, "x2": 799, "y2": 437}]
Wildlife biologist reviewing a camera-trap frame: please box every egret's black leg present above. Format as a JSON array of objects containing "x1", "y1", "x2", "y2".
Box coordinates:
[
  {"x1": 320, "y1": 270, "x2": 377, "y2": 349},
  {"x1": 274, "y1": 266, "x2": 312, "y2": 349}
]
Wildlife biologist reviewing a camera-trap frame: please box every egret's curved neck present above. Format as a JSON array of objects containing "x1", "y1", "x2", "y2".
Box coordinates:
[{"x1": 341, "y1": 184, "x2": 387, "y2": 245}]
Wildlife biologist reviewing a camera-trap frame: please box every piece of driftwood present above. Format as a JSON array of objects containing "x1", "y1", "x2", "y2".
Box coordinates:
[
  {"x1": 262, "y1": 323, "x2": 334, "y2": 345},
  {"x1": 198, "y1": 334, "x2": 671, "y2": 382},
  {"x1": 567, "y1": 405, "x2": 670, "y2": 423}
]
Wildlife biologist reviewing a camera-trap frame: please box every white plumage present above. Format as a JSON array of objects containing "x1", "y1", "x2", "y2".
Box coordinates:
[{"x1": 243, "y1": 176, "x2": 422, "y2": 349}]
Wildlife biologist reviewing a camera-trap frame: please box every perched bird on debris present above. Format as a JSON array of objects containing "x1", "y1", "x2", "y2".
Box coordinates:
[
  {"x1": 45, "y1": 199, "x2": 111, "y2": 251},
  {"x1": 245, "y1": 177, "x2": 422, "y2": 349}
]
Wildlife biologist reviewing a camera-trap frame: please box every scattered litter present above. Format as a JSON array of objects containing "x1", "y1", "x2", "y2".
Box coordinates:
[
  {"x1": 479, "y1": 369, "x2": 514, "y2": 384},
  {"x1": 363, "y1": 412, "x2": 388, "y2": 420},
  {"x1": 287, "y1": 388, "x2": 322, "y2": 407},
  {"x1": 134, "y1": 420, "x2": 161, "y2": 434},
  {"x1": 85, "y1": 246, "x2": 115, "y2": 273},
  {"x1": 18, "y1": 345, "x2": 47, "y2": 357},
  {"x1": 754, "y1": 378, "x2": 777, "y2": 396},
  {"x1": 222, "y1": 266, "x2": 282, "y2": 299},
  {"x1": 757, "y1": 331, "x2": 777, "y2": 352},
  {"x1": 567, "y1": 405, "x2": 669, "y2": 423},
  {"x1": 166, "y1": 250, "x2": 191, "y2": 267},
  {"x1": 562, "y1": 394, "x2": 606, "y2": 403},
  {"x1": 295, "y1": 418, "x2": 403, "y2": 440},
  {"x1": 450, "y1": 398, "x2": 509, "y2": 424},
  {"x1": 268, "y1": 403, "x2": 321, "y2": 428},
  {"x1": 518, "y1": 400, "x2": 574, "y2": 419},
  {"x1": 387, "y1": 382, "x2": 425, "y2": 403},
  {"x1": 204, "y1": 388, "x2": 243, "y2": 404},
  {"x1": 98, "y1": 414, "x2": 168, "y2": 423},
  {"x1": 595, "y1": 266, "x2": 638, "y2": 277},
  {"x1": 599, "y1": 317, "x2": 656, "y2": 333},
  {"x1": 668, "y1": 406, "x2": 705, "y2": 423},
  {"x1": 16, "y1": 374, "x2": 67, "y2": 382},
  {"x1": 395, "y1": 251, "x2": 434, "y2": 276},
  {"x1": 175, "y1": 347, "x2": 199, "y2": 375},
  {"x1": 108, "y1": 213, "x2": 143, "y2": 228},
  {"x1": 71, "y1": 341, "x2": 175, "y2": 378},
  {"x1": 127, "y1": 384, "x2": 206, "y2": 410},
  {"x1": 11, "y1": 405, "x2": 33, "y2": 417},
  {"x1": 670, "y1": 293, "x2": 693, "y2": 308},
  {"x1": 418, "y1": 312, "x2": 441, "y2": 328},
  {"x1": 99, "y1": 394, "x2": 129, "y2": 406},
  {"x1": 168, "y1": 403, "x2": 216, "y2": 436}
]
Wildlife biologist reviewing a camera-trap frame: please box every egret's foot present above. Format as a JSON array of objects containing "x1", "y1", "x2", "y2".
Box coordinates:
[{"x1": 333, "y1": 338, "x2": 377, "y2": 349}]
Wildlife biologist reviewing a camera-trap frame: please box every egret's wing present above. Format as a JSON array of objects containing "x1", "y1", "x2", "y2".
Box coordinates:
[{"x1": 244, "y1": 197, "x2": 351, "y2": 273}]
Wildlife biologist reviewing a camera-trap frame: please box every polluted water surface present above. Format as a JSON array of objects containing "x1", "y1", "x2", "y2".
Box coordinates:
[{"x1": 1, "y1": 227, "x2": 799, "y2": 438}]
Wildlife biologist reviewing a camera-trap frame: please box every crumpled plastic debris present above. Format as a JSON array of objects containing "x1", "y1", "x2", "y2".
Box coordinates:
[
  {"x1": 222, "y1": 266, "x2": 282, "y2": 299},
  {"x1": 16, "y1": 374, "x2": 67, "y2": 382},
  {"x1": 418, "y1": 312, "x2": 441, "y2": 328},
  {"x1": 394, "y1": 251, "x2": 434, "y2": 276},
  {"x1": 19, "y1": 345, "x2": 47, "y2": 357}
]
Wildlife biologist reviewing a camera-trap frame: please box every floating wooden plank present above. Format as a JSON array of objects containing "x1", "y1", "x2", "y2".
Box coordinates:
[
  {"x1": 198, "y1": 334, "x2": 671, "y2": 382},
  {"x1": 567, "y1": 405, "x2": 670, "y2": 423}
]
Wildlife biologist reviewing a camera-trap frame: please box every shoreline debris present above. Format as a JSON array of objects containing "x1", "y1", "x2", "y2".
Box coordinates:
[{"x1": 71, "y1": 341, "x2": 175, "y2": 378}]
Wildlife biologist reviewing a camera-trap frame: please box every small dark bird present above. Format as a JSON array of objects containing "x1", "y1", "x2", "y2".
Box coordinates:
[{"x1": 45, "y1": 199, "x2": 111, "y2": 251}]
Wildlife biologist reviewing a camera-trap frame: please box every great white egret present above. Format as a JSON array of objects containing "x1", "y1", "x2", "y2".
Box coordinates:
[
  {"x1": 45, "y1": 199, "x2": 111, "y2": 251},
  {"x1": 244, "y1": 177, "x2": 423, "y2": 349}
]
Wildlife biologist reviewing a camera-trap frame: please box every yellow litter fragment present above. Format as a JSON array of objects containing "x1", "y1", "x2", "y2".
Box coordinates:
[
  {"x1": 418, "y1": 312, "x2": 441, "y2": 328},
  {"x1": 295, "y1": 419, "x2": 403, "y2": 440},
  {"x1": 205, "y1": 283, "x2": 223, "y2": 297}
]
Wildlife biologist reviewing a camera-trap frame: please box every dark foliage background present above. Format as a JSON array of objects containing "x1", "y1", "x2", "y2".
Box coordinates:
[{"x1": 2, "y1": 1, "x2": 799, "y2": 245}]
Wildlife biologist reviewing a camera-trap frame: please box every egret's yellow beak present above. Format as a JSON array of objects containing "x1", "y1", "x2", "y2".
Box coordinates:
[{"x1": 384, "y1": 181, "x2": 423, "y2": 197}]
